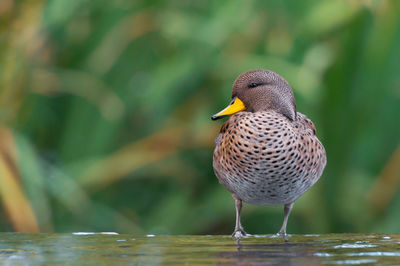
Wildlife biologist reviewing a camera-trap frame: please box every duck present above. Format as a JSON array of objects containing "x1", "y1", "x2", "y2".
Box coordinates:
[{"x1": 211, "y1": 69, "x2": 326, "y2": 238}]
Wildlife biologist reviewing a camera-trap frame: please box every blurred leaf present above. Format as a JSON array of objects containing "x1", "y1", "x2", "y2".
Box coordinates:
[
  {"x1": 367, "y1": 145, "x2": 400, "y2": 212},
  {"x1": 0, "y1": 127, "x2": 39, "y2": 232},
  {"x1": 15, "y1": 132, "x2": 53, "y2": 232}
]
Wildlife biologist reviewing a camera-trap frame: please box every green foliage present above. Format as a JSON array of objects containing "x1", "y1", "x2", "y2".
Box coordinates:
[{"x1": 0, "y1": 0, "x2": 399, "y2": 234}]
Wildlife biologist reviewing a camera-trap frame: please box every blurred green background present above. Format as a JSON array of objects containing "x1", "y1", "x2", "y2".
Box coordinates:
[{"x1": 0, "y1": 0, "x2": 399, "y2": 235}]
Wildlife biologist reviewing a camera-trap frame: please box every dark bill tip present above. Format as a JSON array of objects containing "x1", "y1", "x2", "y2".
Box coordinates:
[{"x1": 211, "y1": 114, "x2": 226, "y2": 121}]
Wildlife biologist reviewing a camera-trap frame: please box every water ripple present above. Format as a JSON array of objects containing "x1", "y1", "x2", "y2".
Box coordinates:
[
  {"x1": 347, "y1": 252, "x2": 400, "y2": 257},
  {"x1": 323, "y1": 259, "x2": 377, "y2": 265},
  {"x1": 333, "y1": 243, "x2": 377, "y2": 249}
]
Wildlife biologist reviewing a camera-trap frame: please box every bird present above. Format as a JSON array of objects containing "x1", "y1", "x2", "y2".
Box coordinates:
[{"x1": 211, "y1": 69, "x2": 326, "y2": 238}]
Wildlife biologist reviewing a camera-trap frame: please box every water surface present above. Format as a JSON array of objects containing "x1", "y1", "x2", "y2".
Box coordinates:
[{"x1": 0, "y1": 233, "x2": 399, "y2": 265}]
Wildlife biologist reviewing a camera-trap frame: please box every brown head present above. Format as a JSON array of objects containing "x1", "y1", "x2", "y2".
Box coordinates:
[{"x1": 212, "y1": 70, "x2": 297, "y2": 121}]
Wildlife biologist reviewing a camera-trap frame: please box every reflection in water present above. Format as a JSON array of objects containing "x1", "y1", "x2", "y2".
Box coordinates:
[
  {"x1": 223, "y1": 236, "x2": 323, "y2": 265},
  {"x1": 0, "y1": 233, "x2": 399, "y2": 265}
]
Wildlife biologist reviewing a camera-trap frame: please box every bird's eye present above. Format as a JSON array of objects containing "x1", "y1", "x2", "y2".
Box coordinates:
[{"x1": 248, "y1": 83, "x2": 259, "y2": 88}]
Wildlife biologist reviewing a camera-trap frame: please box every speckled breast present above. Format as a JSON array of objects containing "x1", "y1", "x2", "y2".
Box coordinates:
[{"x1": 213, "y1": 111, "x2": 326, "y2": 205}]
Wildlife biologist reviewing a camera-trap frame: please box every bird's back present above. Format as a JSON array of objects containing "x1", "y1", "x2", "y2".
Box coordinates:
[{"x1": 213, "y1": 111, "x2": 326, "y2": 205}]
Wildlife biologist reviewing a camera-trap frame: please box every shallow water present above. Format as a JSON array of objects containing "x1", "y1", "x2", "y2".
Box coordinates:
[{"x1": 0, "y1": 233, "x2": 399, "y2": 265}]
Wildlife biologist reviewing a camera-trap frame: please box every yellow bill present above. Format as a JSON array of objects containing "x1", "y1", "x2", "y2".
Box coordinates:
[{"x1": 211, "y1": 97, "x2": 246, "y2": 120}]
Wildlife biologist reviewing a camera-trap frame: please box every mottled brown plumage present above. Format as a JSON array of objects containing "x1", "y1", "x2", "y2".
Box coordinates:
[{"x1": 212, "y1": 69, "x2": 326, "y2": 238}]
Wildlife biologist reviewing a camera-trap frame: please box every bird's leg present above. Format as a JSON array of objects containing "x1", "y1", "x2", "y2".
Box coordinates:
[
  {"x1": 232, "y1": 196, "x2": 247, "y2": 238},
  {"x1": 278, "y1": 202, "x2": 294, "y2": 237}
]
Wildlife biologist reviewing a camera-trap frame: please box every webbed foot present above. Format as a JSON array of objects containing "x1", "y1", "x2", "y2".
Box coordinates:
[
  {"x1": 277, "y1": 230, "x2": 289, "y2": 242},
  {"x1": 232, "y1": 229, "x2": 247, "y2": 239}
]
